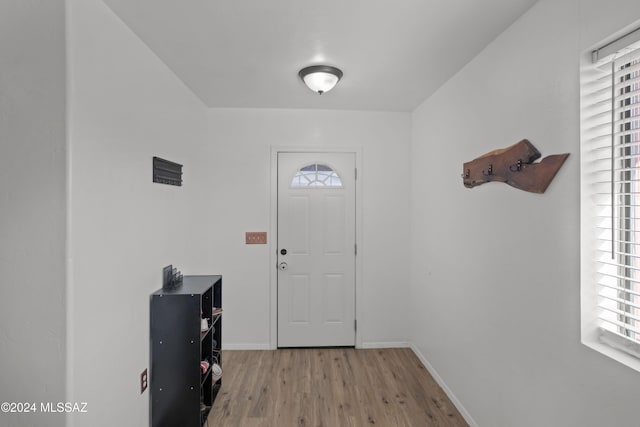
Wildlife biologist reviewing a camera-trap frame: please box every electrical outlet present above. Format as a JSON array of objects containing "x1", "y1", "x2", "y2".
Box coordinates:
[
  {"x1": 141, "y1": 369, "x2": 148, "y2": 394},
  {"x1": 245, "y1": 232, "x2": 267, "y2": 244}
]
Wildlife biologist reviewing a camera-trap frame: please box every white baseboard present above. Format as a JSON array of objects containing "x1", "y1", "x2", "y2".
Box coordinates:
[
  {"x1": 224, "y1": 342, "x2": 410, "y2": 350},
  {"x1": 222, "y1": 343, "x2": 271, "y2": 350},
  {"x1": 360, "y1": 341, "x2": 410, "y2": 349},
  {"x1": 409, "y1": 343, "x2": 479, "y2": 427}
]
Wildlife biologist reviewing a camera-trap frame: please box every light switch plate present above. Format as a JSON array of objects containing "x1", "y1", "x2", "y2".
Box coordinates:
[{"x1": 246, "y1": 232, "x2": 267, "y2": 244}]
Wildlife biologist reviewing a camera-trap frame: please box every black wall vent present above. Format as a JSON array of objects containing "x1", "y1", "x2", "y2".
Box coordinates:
[{"x1": 153, "y1": 157, "x2": 182, "y2": 186}]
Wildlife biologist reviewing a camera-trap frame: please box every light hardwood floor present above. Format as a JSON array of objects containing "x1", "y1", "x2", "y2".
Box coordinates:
[{"x1": 206, "y1": 348, "x2": 468, "y2": 427}]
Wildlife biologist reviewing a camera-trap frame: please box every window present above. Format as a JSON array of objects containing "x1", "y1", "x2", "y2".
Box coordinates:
[
  {"x1": 581, "y1": 26, "x2": 640, "y2": 371},
  {"x1": 290, "y1": 163, "x2": 343, "y2": 188}
]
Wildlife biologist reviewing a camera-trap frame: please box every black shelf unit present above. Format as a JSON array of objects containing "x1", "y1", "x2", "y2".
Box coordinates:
[{"x1": 150, "y1": 275, "x2": 222, "y2": 427}]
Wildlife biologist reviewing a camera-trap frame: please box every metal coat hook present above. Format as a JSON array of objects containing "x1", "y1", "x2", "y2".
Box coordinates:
[
  {"x1": 482, "y1": 164, "x2": 493, "y2": 176},
  {"x1": 509, "y1": 159, "x2": 523, "y2": 172}
]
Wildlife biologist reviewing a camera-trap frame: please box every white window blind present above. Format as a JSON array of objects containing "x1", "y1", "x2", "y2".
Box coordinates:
[{"x1": 583, "y1": 33, "x2": 640, "y2": 359}]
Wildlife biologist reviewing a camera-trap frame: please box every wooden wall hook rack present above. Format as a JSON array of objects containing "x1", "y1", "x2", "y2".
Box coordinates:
[{"x1": 461, "y1": 139, "x2": 569, "y2": 193}]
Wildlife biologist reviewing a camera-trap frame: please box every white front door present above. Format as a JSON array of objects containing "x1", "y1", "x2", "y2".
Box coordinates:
[{"x1": 277, "y1": 152, "x2": 356, "y2": 347}]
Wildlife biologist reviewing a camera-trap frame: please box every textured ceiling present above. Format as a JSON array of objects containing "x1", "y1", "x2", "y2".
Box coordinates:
[{"x1": 103, "y1": 0, "x2": 538, "y2": 112}]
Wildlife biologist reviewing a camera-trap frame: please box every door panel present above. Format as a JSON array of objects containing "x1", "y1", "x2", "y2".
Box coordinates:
[
  {"x1": 277, "y1": 152, "x2": 355, "y2": 347},
  {"x1": 324, "y1": 274, "x2": 345, "y2": 322},
  {"x1": 323, "y1": 195, "x2": 346, "y2": 254},
  {"x1": 287, "y1": 196, "x2": 310, "y2": 254},
  {"x1": 289, "y1": 275, "x2": 310, "y2": 323}
]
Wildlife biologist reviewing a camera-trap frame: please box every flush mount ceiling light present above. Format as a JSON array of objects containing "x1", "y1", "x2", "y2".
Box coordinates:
[{"x1": 298, "y1": 65, "x2": 343, "y2": 95}]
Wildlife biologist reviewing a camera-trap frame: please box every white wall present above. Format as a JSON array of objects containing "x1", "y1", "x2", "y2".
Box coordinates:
[
  {"x1": 67, "y1": 0, "x2": 210, "y2": 425},
  {"x1": 206, "y1": 108, "x2": 411, "y2": 348},
  {"x1": 0, "y1": 2, "x2": 67, "y2": 427},
  {"x1": 410, "y1": 0, "x2": 640, "y2": 426}
]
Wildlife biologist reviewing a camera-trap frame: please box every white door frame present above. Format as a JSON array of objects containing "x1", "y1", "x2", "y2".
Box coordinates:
[{"x1": 270, "y1": 146, "x2": 363, "y2": 349}]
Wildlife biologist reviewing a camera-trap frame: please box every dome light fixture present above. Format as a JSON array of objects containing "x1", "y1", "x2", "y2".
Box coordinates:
[{"x1": 298, "y1": 65, "x2": 343, "y2": 95}]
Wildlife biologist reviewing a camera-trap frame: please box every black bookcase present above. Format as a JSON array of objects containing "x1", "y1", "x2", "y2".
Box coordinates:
[{"x1": 150, "y1": 275, "x2": 222, "y2": 427}]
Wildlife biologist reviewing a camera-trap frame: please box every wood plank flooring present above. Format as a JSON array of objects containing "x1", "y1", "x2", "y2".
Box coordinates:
[{"x1": 206, "y1": 348, "x2": 468, "y2": 427}]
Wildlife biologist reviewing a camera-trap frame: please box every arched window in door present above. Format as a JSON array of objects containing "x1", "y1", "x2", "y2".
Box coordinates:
[{"x1": 290, "y1": 163, "x2": 343, "y2": 188}]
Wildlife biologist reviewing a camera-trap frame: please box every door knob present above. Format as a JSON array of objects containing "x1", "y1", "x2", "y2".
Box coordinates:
[{"x1": 278, "y1": 262, "x2": 288, "y2": 271}]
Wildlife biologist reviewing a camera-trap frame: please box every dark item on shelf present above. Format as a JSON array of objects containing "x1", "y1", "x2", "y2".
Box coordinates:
[
  {"x1": 461, "y1": 139, "x2": 569, "y2": 193},
  {"x1": 162, "y1": 265, "x2": 184, "y2": 290},
  {"x1": 162, "y1": 265, "x2": 173, "y2": 290},
  {"x1": 153, "y1": 156, "x2": 183, "y2": 186},
  {"x1": 150, "y1": 275, "x2": 222, "y2": 427}
]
